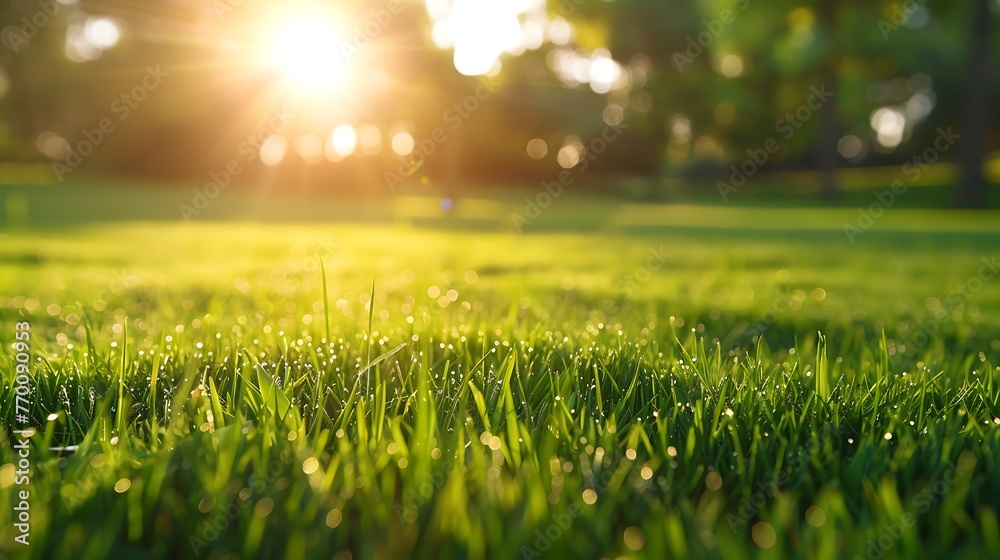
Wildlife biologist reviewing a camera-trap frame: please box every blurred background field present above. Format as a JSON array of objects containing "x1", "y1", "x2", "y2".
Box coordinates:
[{"x1": 2, "y1": 179, "x2": 999, "y2": 364}]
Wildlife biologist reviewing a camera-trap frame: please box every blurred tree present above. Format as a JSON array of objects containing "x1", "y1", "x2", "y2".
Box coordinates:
[
  {"x1": 815, "y1": 0, "x2": 841, "y2": 199},
  {"x1": 957, "y1": 0, "x2": 992, "y2": 208},
  {"x1": 0, "y1": 0, "x2": 996, "y2": 199}
]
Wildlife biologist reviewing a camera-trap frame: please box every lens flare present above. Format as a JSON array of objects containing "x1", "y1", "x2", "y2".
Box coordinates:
[{"x1": 263, "y1": 15, "x2": 348, "y2": 93}]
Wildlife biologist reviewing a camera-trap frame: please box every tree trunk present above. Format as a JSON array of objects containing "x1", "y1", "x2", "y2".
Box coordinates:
[
  {"x1": 957, "y1": 0, "x2": 992, "y2": 208},
  {"x1": 818, "y1": 0, "x2": 839, "y2": 200},
  {"x1": 818, "y1": 71, "x2": 839, "y2": 200}
]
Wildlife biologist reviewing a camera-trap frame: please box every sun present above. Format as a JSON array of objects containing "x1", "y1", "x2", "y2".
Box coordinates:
[{"x1": 263, "y1": 14, "x2": 349, "y2": 93}]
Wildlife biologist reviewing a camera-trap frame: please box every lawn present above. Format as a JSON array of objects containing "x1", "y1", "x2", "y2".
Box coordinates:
[{"x1": 1, "y1": 188, "x2": 999, "y2": 559}]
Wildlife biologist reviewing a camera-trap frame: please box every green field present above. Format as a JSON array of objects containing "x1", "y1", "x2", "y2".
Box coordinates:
[{"x1": 1, "y1": 187, "x2": 1000, "y2": 559}]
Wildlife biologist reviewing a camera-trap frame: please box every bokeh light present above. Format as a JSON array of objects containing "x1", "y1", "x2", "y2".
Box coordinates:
[
  {"x1": 837, "y1": 135, "x2": 863, "y2": 160},
  {"x1": 330, "y1": 125, "x2": 358, "y2": 159},
  {"x1": 557, "y1": 138, "x2": 584, "y2": 169},
  {"x1": 870, "y1": 106, "x2": 907, "y2": 149},
  {"x1": 603, "y1": 104, "x2": 625, "y2": 127},
  {"x1": 547, "y1": 18, "x2": 573, "y2": 45},
  {"x1": 84, "y1": 18, "x2": 121, "y2": 49},
  {"x1": 426, "y1": 0, "x2": 547, "y2": 76},
  {"x1": 36, "y1": 132, "x2": 71, "y2": 160},
  {"x1": 259, "y1": 136, "x2": 288, "y2": 167},
  {"x1": 719, "y1": 54, "x2": 744, "y2": 78},
  {"x1": 391, "y1": 132, "x2": 415, "y2": 156},
  {"x1": 526, "y1": 138, "x2": 548, "y2": 160}
]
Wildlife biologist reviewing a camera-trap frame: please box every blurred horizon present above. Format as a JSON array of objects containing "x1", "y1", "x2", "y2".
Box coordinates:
[{"x1": 0, "y1": 0, "x2": 996, "y2": 209}]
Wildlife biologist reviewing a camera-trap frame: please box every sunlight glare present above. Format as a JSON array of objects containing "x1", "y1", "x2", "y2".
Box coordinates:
[
  {"x1": 264, "y1": 15, "x2": 347, "y2": 92},
  {"x1": 448, "y1": 0, "x2": 524, "y2": 76},
  {"x1": 331, "y1": 125, "x2": 358, "y2": 158}
]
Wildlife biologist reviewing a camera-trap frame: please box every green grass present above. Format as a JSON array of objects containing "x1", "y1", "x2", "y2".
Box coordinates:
[{"x1": 1, "y1": 193, "x2": 999, "y2": 559}]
